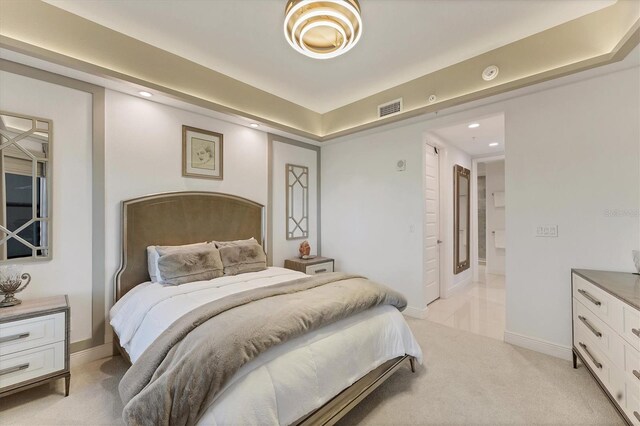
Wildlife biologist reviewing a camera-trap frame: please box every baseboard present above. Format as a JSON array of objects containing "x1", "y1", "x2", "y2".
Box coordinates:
[
  {"x1": 403, "y1": 305, "x2": 428, "y2": 319},
  {"x1": 70, "y1": 342, "x2": 114, "y2": 367},
  {"x1": 504, "y1": 330, "x2": 572, "y2": 361},
  {"x1": 445, "y1": 276, "x2": 472, "y2": 298}
]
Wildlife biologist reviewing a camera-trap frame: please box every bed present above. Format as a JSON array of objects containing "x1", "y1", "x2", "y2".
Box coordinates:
[{"x1": 111, "y1": 191, "x2": 422, "y2": 426}]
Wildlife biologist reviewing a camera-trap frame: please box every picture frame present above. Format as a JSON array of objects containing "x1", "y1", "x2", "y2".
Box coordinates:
[{"x1": 182, "y1": 125, "x2": 223, "y2": 180}]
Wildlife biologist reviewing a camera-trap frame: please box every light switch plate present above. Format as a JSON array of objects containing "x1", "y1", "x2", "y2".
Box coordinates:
[{"x1": 536, "y1": 225, "x2": 558, "y2": 237}]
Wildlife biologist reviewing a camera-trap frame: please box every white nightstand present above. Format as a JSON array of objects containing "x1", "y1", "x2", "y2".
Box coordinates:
[
  {"x1": 0, "y1": 295, "x2": 70, "y2": 397},
  {"x1": 284, "y1": 256, "x2": 335, "y2": 275}
]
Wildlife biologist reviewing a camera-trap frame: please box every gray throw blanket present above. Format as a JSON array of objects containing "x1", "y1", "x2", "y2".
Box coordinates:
[{"x1": 119, "y1": 272, "x2": 407, "y2": 426}]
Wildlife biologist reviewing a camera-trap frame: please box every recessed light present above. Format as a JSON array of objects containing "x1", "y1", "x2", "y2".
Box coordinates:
[
  {"x1": 489, "y1": 142, "x2": 499, "y2": 147},
  {"x1": 139, "y1": 91, "x2": 152, "y2": 98},
  {"x1": 250, "y1": 123, "x2": 259, "y2": 128},
  {"x1": 482, "y1": 65, "x2": 499, "y2": 81},
  {"x1": 468, "y1": 123, "x2": 480, "y2": 129}
]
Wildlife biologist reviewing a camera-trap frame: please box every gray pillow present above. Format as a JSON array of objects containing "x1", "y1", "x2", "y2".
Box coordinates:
[
  {"x1": 147, "y1": 242, "x2": 212, "y2": 282},
  {"x1": 219, "y1": 242, "x2": 267, "y2": 276},
  {"x1": 156, "y1": 246, "x2": 223, "y2": 285}
]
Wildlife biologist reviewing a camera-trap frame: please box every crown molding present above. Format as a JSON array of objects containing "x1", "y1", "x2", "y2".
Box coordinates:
[{"x1": 0, "y1": 0, "x2": 638, "y2": 142}]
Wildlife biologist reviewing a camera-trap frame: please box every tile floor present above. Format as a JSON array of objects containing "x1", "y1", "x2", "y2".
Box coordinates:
[{"x1": 425, "y1": 271, "x2": 505, "y2": 341}]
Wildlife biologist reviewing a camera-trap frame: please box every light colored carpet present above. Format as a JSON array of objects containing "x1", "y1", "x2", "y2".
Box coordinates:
[{"x1": 0, "y1": 319, "x2": 622, "y2": 425}]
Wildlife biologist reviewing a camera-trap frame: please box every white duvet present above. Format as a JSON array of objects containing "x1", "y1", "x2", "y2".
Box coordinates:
[{"x1": 110, "y1": 267, "x2": 422, "y2": 425}]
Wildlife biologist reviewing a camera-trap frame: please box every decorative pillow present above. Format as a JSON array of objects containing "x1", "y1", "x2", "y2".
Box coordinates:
[
  {"x1": 218, "y1": 241, "x2": 267, "y2": 276},
  {"x1": 215, "y1": 237, "x2": 257, "y2": 248},
  {"x1": 156, "y1": 246, "x2": 223, "y2": 286},
  {"x1": 147, "y1": 242, "x2": 211, "y2": 282}
]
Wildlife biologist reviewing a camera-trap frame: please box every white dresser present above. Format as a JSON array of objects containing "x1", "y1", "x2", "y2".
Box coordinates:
[
  {"x1": 572, "y1": 269, "x2": 640, "y2": 425},
  {"x1": 0, "y1": 295, "x2": 70, "y2": 397}
]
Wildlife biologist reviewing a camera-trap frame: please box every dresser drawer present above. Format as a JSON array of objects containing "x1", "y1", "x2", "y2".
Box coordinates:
[
  {"x1": 574, "y1": 326, "x2": 613, "y2": 386},
  {"x1": 625, "y1": 377, "x2": 640, "y2": 426},
  {"x1": 624, "y1": 343, "x2": 640, "y2": 383},
  {"x1": 573, "y1": 298, "x2": 624, "y2": 368},
  {"x1": 306, "y1": 262, "x2": 333, "y2": 275},
  {"x1": 622, "y1": 305, "x2": 640, "y2": 351},
  {"x1": 0, "y1": 312, "x2": 65, "y2": 357},
  {"x1": 0, "y1": 341, "x2": 65, "y2": 390},
  {"x1": 573, "y1": 274, "x2": 623, "y2": 332}
]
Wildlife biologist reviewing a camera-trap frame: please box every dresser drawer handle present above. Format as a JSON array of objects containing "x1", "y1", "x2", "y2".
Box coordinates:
[
  {"x1": 0, "y1": 363, "x2": 29, "y2": 376},
  {"x1": 578, "y1": 315, "x2": 602, "y2": 338},
  {"x1": 314, "y1": 268, "x2": 327, "y2": 273},
  {"x1": 577, "y1": 289, "x2": 601, "y2": 306},
  {"x1": 632, "y1": 328, "x2": 640, "y2": 338},
  {"x1": 633, "y1": 370, "x2": 640, "y2": 381},
  {"x1": 579, "y1": 342, "x2": 602, "y2": 369},
  {"x1": 0, "y1": 332, "x2": 30, "y2": 344}
]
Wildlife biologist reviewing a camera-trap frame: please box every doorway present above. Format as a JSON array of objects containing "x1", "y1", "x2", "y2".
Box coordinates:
[{"x1": 422, "y1": 113, "x2": 506, "y2": 342}]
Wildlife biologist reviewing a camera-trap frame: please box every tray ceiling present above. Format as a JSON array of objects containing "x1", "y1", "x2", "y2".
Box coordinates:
[{"x1": 44, "y1": 0, "x2": 614, "y2": 113}]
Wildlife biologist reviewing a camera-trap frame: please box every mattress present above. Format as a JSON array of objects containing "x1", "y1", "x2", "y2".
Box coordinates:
[{"x1": 110, "y1": 267, "x2": 422, "y2": 425}]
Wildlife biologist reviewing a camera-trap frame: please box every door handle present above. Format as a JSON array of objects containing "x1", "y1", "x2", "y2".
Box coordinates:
[{"x1": 437, "y1": 240, "x2": 442, "y2": 244}]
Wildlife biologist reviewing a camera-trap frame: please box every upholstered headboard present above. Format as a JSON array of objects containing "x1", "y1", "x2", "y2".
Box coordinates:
[{"x1": 114, "y1": 191, "x2": 264, "y2": 301}]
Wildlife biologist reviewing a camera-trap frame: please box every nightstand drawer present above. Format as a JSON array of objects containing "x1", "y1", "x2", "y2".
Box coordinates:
[
  {"x1": 0, "y1": 312, "x2": 65, "y2": 356},
  {"x1": 306, "y1": 262, "x2": 333, "y2": 275},
  {"x1": 0, "y1": 341, "x2": 65, "y2": 389}
]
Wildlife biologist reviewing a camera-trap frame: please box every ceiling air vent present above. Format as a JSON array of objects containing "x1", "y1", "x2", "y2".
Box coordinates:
[{"x1": 378, "y1": 98, "x2": 403, "y2": 119}]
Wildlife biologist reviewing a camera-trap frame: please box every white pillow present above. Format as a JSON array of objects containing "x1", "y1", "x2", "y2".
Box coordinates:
[{"x1": 146, "y1": 242, "x2": 211, "y2": 282}]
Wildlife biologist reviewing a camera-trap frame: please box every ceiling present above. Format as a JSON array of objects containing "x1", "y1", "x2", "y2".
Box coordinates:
[
  {"x1": 44, "y1": 0, "x2": 614, "y2": 114},
  {"x1": 431, "y1": 114, "x2": 505, "y2": 157}
]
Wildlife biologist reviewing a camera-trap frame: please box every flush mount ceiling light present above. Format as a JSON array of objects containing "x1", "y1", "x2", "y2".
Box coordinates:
[
  {"x1": 468, "y1": 123, "x2": 480, "y2": 129},
  {"x1": 284, "y1": 0, "x2": 363, "y2": 60}
]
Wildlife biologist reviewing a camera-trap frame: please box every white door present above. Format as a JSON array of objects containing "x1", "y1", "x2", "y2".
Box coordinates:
[{"x1": 425, "y1": 144, "x2": 440, "y2": 304}]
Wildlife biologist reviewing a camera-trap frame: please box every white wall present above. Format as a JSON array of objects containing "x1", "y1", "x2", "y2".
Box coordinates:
[
  {"x1": 322, "y1": 63, "x2": 639, "y2": 353},
  {"x1": 322, "y1": 126, "x2": 425, "y2": 312},
  {"x1": 271, "y1": 141, "x2": 318, "y2": 267},
  {"x1": 321, "y1": 122, "x2": 471, "y2": 314},
  {"x1": 0, "y1": 70, "x2": 93, "y2": 345},
  {"x1": 485, "y1": 160, "x2": 505, "y2": 275},
  {"x1": 504, "y1": 66, "x2": 639, "y2": 351}
]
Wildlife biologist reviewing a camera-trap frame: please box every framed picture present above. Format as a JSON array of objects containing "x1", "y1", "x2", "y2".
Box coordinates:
[{"x1": 182, "y1": 125, "x2": 223, "y2": 180}]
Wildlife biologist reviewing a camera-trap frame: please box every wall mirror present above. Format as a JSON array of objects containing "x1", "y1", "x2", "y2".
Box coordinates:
[
  {"x1": 286, "y1": 163, "x2": 308, "y2": 240},
  {"x1": 0, "y1": 111, "x2": 52, "y2": 262},
  {"x1": 454, "y1": 164, "x2": 470, "y2": 274}
]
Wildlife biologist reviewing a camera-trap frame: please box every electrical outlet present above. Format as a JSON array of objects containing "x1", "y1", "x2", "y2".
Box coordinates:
[{"x1": 536, "y1": 225, "x2": 558, "y2": 238}]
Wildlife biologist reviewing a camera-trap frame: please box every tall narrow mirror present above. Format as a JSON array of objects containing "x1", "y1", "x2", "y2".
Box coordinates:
[
  {"x1": 0, "y1": 111, "x2": 52, "y2": 262},
  {"x1": 286, "y1": 163, "x2": 308, "y2": 240},
  {"x1": 454, "y1": 164, "x2": 470, "y2": 274}
]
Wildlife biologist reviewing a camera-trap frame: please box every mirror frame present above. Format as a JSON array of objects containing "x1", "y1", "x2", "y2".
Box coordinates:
[
  {"x1": 0, "y1": 110, "x2": 53, "y2": 263},
  {"x1": 454, "y1": 164, "x2": 470, "y2": 274},
  {"x1": 285, "y1": 163, "x2": 309, "y2": 240}
]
